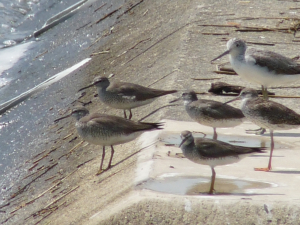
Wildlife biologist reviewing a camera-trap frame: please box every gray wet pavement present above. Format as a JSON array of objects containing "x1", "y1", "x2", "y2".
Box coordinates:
[{"x1": 2, "y1": 0, "x2": 300, "y2": 224}]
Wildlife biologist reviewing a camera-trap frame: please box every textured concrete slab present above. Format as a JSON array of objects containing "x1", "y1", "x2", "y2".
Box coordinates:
[{"x1": 91, "y1": 119, "x2": 300, "y2": 224}]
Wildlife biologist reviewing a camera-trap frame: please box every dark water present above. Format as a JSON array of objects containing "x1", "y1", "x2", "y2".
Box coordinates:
[{"x1": 0, "y1": 0, "x2": 124, "y2": 204}]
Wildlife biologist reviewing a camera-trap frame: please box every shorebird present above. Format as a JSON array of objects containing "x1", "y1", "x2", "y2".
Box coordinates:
[
  {"x1": 179, "y1": 130, "x2": 265, "y2": 194},
  {"x1": 211, "y1": 38, "x2": 300, "y2": 100},
  {"x1": 66, "y1": 106, "x2": 163, "y2": 174},
  {"x1": 78, "y1": 76, "x2": 177, "y2": 119},
  {"x1": 171, "y1": 91, "x2": 245, "y2": 140},
  {"x1": 225, "y1": 88, "x2": 300, "y2": 171}
]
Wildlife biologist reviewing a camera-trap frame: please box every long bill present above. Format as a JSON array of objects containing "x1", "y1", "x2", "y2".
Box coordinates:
[
  {"x1": 54, "y1": 114, "x2": 71, "y2": 123},
  {"x1": 179, "y1": 136, "x2": 188, "y2": 147},
  {"x1": 211, "y1": 50, "x2": 230, "y2": 62},
  {"x1": 223, "y1": 96, "x2": 240, "y2": 105},
  {"x1": 169, "y1": 97, "x2": 181, "y2": 104},
  {"x1": 78, "y1": 83, "x2": 94, "y2": 92}
]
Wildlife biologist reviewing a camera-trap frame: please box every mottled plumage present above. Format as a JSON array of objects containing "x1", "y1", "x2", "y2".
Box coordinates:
[
  {"x1": 78, "y1": 76, "x2": 177, "y2": 119},
  {"x1": 179, "y1": 130, "x2": 265, "y2": 194},
  {"x1": 212, "y1": 38, "x2": 300, "y2": 99},
  {"x1": 225, "y1": 88, "x2": 300, "y2": 171},
  {"x1": 71, "y1": 106, "x2": 163, "y2": 174},
  {"x1": 173, "y1": 91, "x2": 245, "y2": 139}
]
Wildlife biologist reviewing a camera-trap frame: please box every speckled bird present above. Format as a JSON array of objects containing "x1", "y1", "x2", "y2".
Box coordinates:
[
  {"x1": 225, "y1": 88, "x2": 300, "y2": 171},
  {"x1": 171, "y1": 91, "x2": 245, "y2": 140},
  {"x1": 78, "y1": 76, "x2": 177, "y2": 119},
  {"x1": 69, "y1": 106, "x2": 163, "y2": 174}
]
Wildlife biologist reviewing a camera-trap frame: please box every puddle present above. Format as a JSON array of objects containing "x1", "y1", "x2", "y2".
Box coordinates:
[
  {"x1": 140, "y1": 176, "x2": 273, "y2": 195},
  {"x1": 160, "y1": 132, "x2": 289, "y2": 149}
]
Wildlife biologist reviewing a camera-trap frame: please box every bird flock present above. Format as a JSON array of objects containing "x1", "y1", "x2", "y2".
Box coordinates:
[{"x1": 60, "y1": 38, "x2": 300, "y2": 194}]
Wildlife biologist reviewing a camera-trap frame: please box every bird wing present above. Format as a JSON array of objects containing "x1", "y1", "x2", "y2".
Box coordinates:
[
  {"x1": 246, "y1": 99, "x2": 300, "y2": 125},
  {"x1": 194, "y1": 138, "x2": 263, "y2": 158},
  {"x1": 247, "y1": 48, "x2": 300, "y2": 75},
  {"x1": 189, "y1": 100, "x2": 244, "y2": 119},
  {"x1": 108, "y1": 82, "x2": 176, "y2": 101},
  {"x1": 83, "y1": 113, "x2": 161, "y2": 134}
]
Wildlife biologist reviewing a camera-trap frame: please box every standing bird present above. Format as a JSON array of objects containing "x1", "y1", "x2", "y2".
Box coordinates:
[
  {"x1": 225, "y1": 88, "x2": 300, "y2": 171},
  {"x1": 171, "y1": 91, "x2": 245, "y2": 140},
  {"x1": 78, "y1": 76, "x2": 177, "y2": 119},
  {"x1": 211, "y1": 38, "x2": 300, "y2": 100},
  {"x1": 179, "y1": 130, "x2": 265, "y2": 194},
  {"x1": 66, "y1": 106, "x2": 163, "y2": 174}
]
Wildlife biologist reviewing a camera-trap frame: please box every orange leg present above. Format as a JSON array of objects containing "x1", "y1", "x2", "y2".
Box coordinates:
[{"x1": 255, "y1": 130, "x2": 273, "y2": 172}]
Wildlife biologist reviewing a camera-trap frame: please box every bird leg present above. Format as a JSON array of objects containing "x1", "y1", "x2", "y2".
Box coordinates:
[
  {"x1": 245, "y1": 86, "x2": 268, "y2": 135},
  {"x1": 255, "y1": 130, "x2": 274, "y2": 172},
  {"x1": 128, "y1": 109, "x2": 133, "y2": 120},
  {"x1": 208, "y1": 167, "x2": 216, "y2": 194},
  {"x1": 97, "y1": 146, "x2": 106, "y2": 175},
  {"x1": 213, "y1": 128, "x2": 217, "y2": 140},
  {"x1": 262, "y1": 85, "x2": 269, "y2": 100},
  {"x1": 123, "y1": 110, "x2": 127, "y2": 119},
  {"x1": 107, "y1": 146, "x2": 115, "y2": 169}
]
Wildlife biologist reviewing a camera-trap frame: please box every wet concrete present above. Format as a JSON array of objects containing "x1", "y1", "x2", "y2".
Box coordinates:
[
  {"x1": 2, "y1": 0, "x2": 300, "y2": 224},
  {"x1": 141, "y1": 175, "x2": 273, "y2": 196}
]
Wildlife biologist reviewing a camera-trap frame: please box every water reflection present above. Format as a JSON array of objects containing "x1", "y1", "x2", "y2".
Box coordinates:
[{"x1": 141, "y1": 176, "x2": 273, "y2": 195}]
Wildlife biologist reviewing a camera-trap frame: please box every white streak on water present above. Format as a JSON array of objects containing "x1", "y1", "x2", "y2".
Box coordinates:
[
  {"x1": 0, "y1": 41, "x2": 33, "y2": 76},
  {"x1": 0, "y1": 58, "x2": 91, "y2": 114}
]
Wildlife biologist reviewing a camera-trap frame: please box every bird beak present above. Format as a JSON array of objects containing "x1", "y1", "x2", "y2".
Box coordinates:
[
  {"x1": 169, "y1": 97, "x2": 181, "y2": 103},
  {"x1": 54, "y1": 114, "x2": 71, "y2": 123},
  {"x1": 179, "y1": 136, "x2": 188, "y2": 147},
  {"x1": 223, "y1": 96, "x2": 241, "y2": 105},
  {"x1": 78, "y1": 83, "x2": 94, "y2": 92},
  {"x1": 211, "y1": 50, "x2": 230, "y2": 62}
]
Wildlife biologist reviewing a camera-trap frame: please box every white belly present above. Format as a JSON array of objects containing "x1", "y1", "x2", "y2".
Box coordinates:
[
  {"x1": 190, "y1": 154, "x2": 250, "y2": 167},
  {"x1": 230, "y1": 56, "x2": 300, "y2": 87},
  {"x1": 107, "y1": 98, "x2": 155, "y2": 110},
  {"x1": 77, "y1": 128, "x2": 143, "y2": 146},
  {"x1": 195, "y1": 118, "x2": 244, "y2": 128}
]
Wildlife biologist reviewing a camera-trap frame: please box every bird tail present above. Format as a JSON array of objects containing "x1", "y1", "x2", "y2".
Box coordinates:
[
  {"x1": 137, "y1": 122, "x2": 164, "y2": 131},
  {"x1": 251, "y1": 147, "x2": 267, "y2": 153},
  {"x1": 151, "y1": 89, "x2": 177, "y2": 97}
]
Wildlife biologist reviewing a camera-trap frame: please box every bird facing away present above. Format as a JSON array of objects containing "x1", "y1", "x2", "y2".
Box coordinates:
[
  {"x1": 211, "y1": 38, "x2": 300, "y2": 100},
  {"x1": 179, "y1": 130, "x2": 265, "y2": 194},
  {"x1": 78, "y1": 76, "x2": 177, "y2": 119},
  {"x1": 225, "y1": 88, "x2": 300, "y2": 171},
  {"x1": 171, "y1": 91, "x2": 245, "y2": 140},
  {"x1": 69, "y1": 106, "x2": 163, "y2": 174}
]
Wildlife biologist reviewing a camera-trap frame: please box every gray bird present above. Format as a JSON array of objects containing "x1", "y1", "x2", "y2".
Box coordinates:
[
  {"x1": 171, "y1": 91, "x2": 245, "y2": 140},
  {"x1": 179, "y1": 130, "x2": 266, "y2": 194},
  {"x1": 225, "y1": 88, "x2": 300, "y2": 171},
  {"x1": 212, "y1": 38, "x2": 300, "y2": 100},
  {"x1": 79, "y1": 76, "x2": 177, "y2": 119},
  {"x1": 65, "y1": 106, "x2": 163, "y2": 174}
]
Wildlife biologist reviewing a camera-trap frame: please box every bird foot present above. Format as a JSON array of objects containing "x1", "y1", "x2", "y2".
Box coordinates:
[
  {"x1": 254, "y1": 167, "x2": 271, "y2": 172},
  {"x1": 208, "y1": 189, "x2": 215, "y2": 195},
  {"x1": 246, "y1": 127, "x2": 266, "y2": 135},
  {"x1": 96, "y1": 169, "x2": 105, "y2": 175}
]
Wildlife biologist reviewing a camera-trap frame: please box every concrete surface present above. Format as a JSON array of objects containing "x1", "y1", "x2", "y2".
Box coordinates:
[{"x1": 2, "y1": 0, "x2": 300, "y2": 224}]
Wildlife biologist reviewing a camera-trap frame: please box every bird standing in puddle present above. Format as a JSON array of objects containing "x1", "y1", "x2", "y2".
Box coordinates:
[{"x1": 179, "y1": 130, "x2": 265, "y2": 194}]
